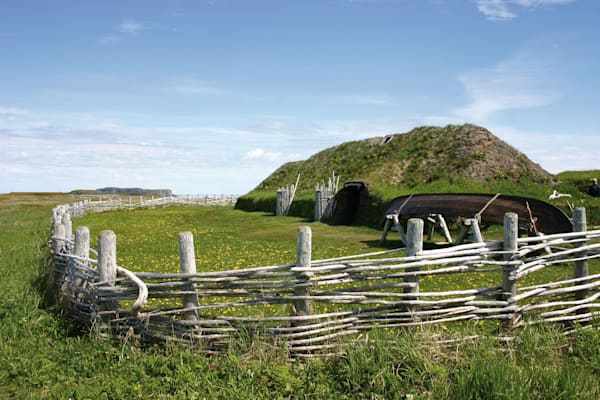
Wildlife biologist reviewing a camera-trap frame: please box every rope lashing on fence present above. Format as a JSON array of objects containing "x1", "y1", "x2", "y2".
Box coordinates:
[{"x1": 49, "y1": 200, "x2": 600, "y2": 358}]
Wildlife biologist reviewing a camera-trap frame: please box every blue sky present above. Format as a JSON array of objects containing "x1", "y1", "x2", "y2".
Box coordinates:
[{"x1": 1, "y1": 0, "x2": 598, "y2": 194}]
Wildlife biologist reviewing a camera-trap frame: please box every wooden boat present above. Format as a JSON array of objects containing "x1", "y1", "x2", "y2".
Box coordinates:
[{"x1": 384, "y1": 193, "x2": 572, "y2": 234}]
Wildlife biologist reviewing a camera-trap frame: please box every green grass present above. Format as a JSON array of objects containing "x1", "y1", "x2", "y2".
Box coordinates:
[{"x1": 1, "y1": 193, "x2": 599, "y2": 399}]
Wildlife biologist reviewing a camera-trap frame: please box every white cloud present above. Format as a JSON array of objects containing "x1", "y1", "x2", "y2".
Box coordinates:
[
  {"x1": 453, "y1": 53, "x2": 558, "y2": 122},
  {"x1": 476, "y1": 0, "x2": 516, "y2": 20},
  {"x1": 244, "y1": 148, "x2": 302, "y2": 163},
  {"x1": 476, "y1": 0, "x2": 576, "y2": 20},
  {"x1": 0, "y1": 106, "x2": 31, "y2": 116},
  {"x1": 483, "y1": 124, "x2": 600, "y2": 173},
  {"x1": 117, "y1": 19, "x2": 144, "y2": 34}
]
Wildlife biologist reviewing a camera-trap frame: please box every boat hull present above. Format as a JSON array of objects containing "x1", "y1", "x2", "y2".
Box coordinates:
[{"x1": 384, "y1": 193, "x2": 572, "y2": 234}]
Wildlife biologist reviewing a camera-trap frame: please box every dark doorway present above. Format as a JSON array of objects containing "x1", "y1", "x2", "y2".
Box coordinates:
[{"x1": 337, "y1": 181, "x2": 368, "y2": 225}]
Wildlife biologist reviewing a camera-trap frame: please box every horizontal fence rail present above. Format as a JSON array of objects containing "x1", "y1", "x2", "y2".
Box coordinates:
[
  {"x1": 50, "y1": 203, "x2": 600, "y2": 358},
  {"x1": 61, "y1": 194, "x2": 238, "y2": 218}
]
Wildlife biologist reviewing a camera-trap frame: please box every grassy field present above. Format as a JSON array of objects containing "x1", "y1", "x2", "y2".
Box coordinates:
[{"x1": 1, "y1": 193, "x2": 599, "y2": 399}]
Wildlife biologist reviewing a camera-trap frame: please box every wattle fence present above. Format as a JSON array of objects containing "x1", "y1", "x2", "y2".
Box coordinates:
[{"x1": 50, "y1": 200, "x2": 600, "y2": 358}]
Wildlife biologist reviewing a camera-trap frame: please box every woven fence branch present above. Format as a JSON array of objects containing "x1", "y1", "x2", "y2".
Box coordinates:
[{"x1": 49, "y1": 201, "x2": 600, "y2": 358}]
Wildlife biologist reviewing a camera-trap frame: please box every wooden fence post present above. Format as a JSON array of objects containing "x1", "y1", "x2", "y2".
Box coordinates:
[
  {"x1": 74, "y1": 226, "x2": 90, "y2": 266},
  {"x1": 404, "y1": 218, "x2": 423, "y2": 316},
  {"x1": 53, "y1": 223, "x2": 66, "y2": 254},
  {"x1": 98, "y1": 230, "x2": 117, "y2": 284},
  {"x1": 502, "y1": 212, "x2": 518, "y2": 301},
  {"x1": 314, "y1": 189, "x2": 323, "y2": 222},
  {"x1": 66, "y1": 226, "x2": 91, "y2": 300},
  {"x1": 276, "y1": 189, "x2": 285, "y2": 216},
  {"x1": 293, "y1": 226, "x2": 313, "y2": 322},
  {"x1": 53, "y1": 223, "x2": 67, "y2": 293},
  {"x1": 97, "y1": 230, "x2": 117, "y2": 336},
  {"x1": 62, "y1": 212, "x2": 72, "y2": 243},
  {"x1": 179, "y1": 232, "x2": 200, "y2": 321},
  {"x1": 573, "y1": 207, "x2": 589, "y2": 304}
]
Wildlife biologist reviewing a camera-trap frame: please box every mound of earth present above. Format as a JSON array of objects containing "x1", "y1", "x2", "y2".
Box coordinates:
[{"x1": 253, "y1": 124, "x2": 553, "y2": 192}]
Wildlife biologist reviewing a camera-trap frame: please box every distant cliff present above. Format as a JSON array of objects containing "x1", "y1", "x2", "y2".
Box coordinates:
[{"x1": 96, "y1": 187, "x2": 173, "y2": 196}]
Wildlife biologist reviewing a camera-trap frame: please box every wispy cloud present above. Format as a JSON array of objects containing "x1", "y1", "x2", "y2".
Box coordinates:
[
  {"x1": 117, "y1": 19, "x2": 144, "y2": 34},
  {"x1": 481, "y1": 123, "x2": 600, "y2": 174},
  {"x1": 453, "y1": 52, "x2": 558, "y2": 121},
  {"x1": 476, "y1": 0, "x2": 576, "y2": 21},
  {"x1": 0, "y1": 106, "x2": 31, "y2": 116},
  {"x1": 97, "y1": 18, "x2": 146, "y2": 44},
  {"x1": 244, "y1": 148, "x2": 301, "y2": 163},
  {"x1": 97, "y1": 35, "x2": 119, "y2": 44}
]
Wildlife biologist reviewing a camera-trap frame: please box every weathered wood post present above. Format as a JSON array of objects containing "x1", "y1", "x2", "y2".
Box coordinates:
[
  {"x1": 74, "y1": 226, "x2": 90, "y2": 266},
  {"x1": 276, "y1": 189, "x2": 285, "y2": 216},
  {"x1": 178, "y1": 232, "x2": 200, "y2": 321},
  {"x1": 469, "y1": 218, "x2": 483, "y2": 243},
  {"x1": 502, "y1": 213, "x2": 518, "y2": 326},
  {"x1": 62, "y1": 212, "x2": 72, "y2": 246},
  {"x1": 53, "y1": 223, "x2": 66, "y2": 254},
  {"x1": 69, "y1": 226, "x2": 91, "y2": 299},
  {"x1": 502, "y1": 213, "x2": 518, "y2": 297},
  {"x1": 52, "y1": 223, "x2": 67, "y2": 293},
  {"x1": 293, "y1": 226, "x2": 313, "y2": 324},
  {"x1": 52, "y1": 207, "x2": 59, "y2": 224},
  {"x1": 404, "y1": 218, "x2": 423, "y2": 317},
  {"x1": 97, "y1": 230, "x2": 117, "y2": 336},
  {"x1": 98, "y1": 230, "x2": 117, "y2": 284},
  {"x1": 573, "y1": 207, "x2": 589, "y2": 305},
  {"x1": 314, "y1": 189, "x2": 323, "y2": 221}
]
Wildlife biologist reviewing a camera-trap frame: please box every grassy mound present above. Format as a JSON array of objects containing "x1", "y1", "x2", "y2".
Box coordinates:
[{"x1": 236, "y1": 124, "x2": 600, "y2": 226}]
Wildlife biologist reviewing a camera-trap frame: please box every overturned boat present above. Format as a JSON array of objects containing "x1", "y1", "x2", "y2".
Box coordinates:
[{"x1": 384, "y1": 193, "x2": 572, "y2": 236}]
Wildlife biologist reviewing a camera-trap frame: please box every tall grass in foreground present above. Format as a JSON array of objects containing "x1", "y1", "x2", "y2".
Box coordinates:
[{"x1": 0, "y1": 198, "x2": 599, "y2": 399}]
